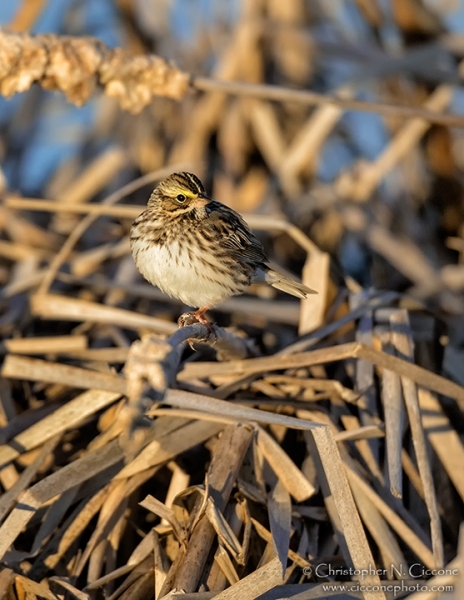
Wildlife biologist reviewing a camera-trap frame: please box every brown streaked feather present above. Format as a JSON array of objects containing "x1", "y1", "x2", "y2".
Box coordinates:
[
  {"x1": 205, "y1": 202, "x2": 268, "y2": 265},
  {"x1": 157, "y1": 172, "x2": 205, "y2": 197}
]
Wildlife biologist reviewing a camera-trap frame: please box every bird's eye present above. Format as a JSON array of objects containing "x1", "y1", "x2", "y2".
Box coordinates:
[{"x1": 176, "y1": 194, "x2": 186, "y2": 203}]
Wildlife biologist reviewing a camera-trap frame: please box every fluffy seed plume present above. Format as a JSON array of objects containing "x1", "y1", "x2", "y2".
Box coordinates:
[{"x1": 0, "y1": 30, "x2": 190, "y2": 112}]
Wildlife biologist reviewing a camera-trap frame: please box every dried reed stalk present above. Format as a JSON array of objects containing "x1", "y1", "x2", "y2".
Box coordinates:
[{"x1": 1, "y1": 30, "x2": 464, "y2": 127}]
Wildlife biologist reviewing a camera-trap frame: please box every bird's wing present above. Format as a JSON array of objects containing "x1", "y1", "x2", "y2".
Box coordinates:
[{"x1": 207, "y1": 203, "x2": 268, "y2": 264}]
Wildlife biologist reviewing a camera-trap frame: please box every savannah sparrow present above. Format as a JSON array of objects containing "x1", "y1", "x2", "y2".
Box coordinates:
[{"x1": 130, "y1": 172, "x2": 316, "y2": 326}]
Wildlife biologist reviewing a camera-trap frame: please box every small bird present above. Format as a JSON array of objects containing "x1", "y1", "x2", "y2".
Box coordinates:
[{"x1": 130, "y1": 172, "x2": 316, "y2": 326}]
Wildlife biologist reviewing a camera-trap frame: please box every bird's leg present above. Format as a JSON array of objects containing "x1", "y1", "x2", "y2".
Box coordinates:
[{"x1": 191, "y1": 307, "x2": 213, "y2": 327}]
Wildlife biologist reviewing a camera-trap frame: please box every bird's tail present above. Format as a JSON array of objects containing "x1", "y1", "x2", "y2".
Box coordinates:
[{"x1": 263, "y1": 268, "x2": 317, "y2": 299}]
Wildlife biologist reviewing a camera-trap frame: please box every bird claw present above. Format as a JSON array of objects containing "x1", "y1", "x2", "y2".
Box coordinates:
[
  {"x1": 178, "y1": 311, "x2": 217, "y2": 350},
  {"x1": 178, "y1": 312, "x2": 199, "y2": 328}
]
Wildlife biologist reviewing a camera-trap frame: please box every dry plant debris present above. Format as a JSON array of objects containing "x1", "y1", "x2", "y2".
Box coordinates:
[
  {"x1": 0, "y1": 30, "x2": 189, "y2": 111},
  {"x1": 2, "y1": 29, "x2": 464, "y2": 128},
  {"x1": 1, "y1": 1, "x2": 464, "y2": 599},
  {"x1": 0, "y1": 284, "x2": 463, "y2": 599}
]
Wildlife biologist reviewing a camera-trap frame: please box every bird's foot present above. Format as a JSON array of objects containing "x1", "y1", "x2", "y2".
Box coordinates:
[
  {"x1": 178, "y1": 312, "x2": 200, "y2": 328},
  {"x1": 178, "y1": 310, "x2": 216, "y2": 350}
]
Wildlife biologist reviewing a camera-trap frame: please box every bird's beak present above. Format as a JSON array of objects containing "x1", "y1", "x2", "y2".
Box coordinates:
[{"x1": 193, "y1": 193, "x2": 211, "y2": 208}]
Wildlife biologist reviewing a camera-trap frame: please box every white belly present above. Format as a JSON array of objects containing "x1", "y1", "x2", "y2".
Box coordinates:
[{"x1": 132, "y1": 239, "x2": 233, "y2": 308}]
